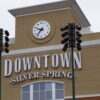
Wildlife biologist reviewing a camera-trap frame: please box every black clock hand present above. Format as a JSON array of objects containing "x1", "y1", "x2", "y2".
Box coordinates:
[
  {"x1": 37, "y1": 27, "x2": 44, "y2": 36},
  {"x1": 35, "y1": 27, "x2": 41, "y2": 30}
]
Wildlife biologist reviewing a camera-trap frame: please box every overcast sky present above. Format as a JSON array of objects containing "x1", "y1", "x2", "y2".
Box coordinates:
[{"x1": 0, "y1": 0, "x2": 100, "y2": 38}]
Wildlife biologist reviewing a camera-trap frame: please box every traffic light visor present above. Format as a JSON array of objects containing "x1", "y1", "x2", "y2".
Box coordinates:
[{"x1": 5, "y1": 30, "x2": 9, "y2": 36}]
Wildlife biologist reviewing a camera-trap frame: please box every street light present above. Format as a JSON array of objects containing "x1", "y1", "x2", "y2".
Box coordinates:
[{"x1": 60, "y1": 23, "x2": 82, "y2": 100}]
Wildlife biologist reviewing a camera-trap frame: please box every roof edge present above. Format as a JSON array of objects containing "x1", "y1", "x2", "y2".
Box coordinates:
[{"x1": 8, "y1": 0, "x2": 90, "y2": 27}]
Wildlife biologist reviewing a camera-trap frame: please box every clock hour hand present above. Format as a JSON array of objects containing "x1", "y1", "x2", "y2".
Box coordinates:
[{"x1": 37, "y1": 27, "x2": 44, "y2": 36}]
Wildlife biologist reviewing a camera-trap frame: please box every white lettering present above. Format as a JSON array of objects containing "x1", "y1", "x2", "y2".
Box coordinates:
[
  {"x1": 4, "y1": 59, "x2": 12, "y2": 77},
  {"x1": 4, "y1": 52, "x2": 82, "y2": 77},
  {"x1": 23, "y1": 57, "x2": 32, "y2": 71},
  {"x1": 44, "y1": 55, "x2": 49, "y2": 68},
  {"x1": 15, "y1": 58, "x2": 21, "y2": 73},
  {"x1": 74, "y1": 51, "x2": 82, "y2": 69},
  {"x1": 34, "y1": 56, "x2": 40, "y2": 69},
  {"x1": 52, "y1": 54, "x2": 59, "y2": 68},
  {"x1": 60, "y1": 53, "x2": 70, "y2": 68}
]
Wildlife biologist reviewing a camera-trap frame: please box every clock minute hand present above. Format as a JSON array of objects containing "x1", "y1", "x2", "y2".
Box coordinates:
[{"x1": 37, "y1": 27, "x2": 44, "y2": 36}]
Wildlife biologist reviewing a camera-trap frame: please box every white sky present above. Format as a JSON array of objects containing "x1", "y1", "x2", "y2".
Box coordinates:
[{"x1": 0, "y1": 0, "x2": 100, "y2": 38}]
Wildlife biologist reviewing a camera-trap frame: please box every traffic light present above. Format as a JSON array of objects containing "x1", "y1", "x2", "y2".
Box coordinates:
[
  {"x1": 60, "y1": 23, "x2": 82, "y2": 100},
  {"x1": 0, "y1": 29, "x2": 3, "y2": 52},
  {"x1": 60, "y1": 23, "x2": 82, "y2": 51},
  {"x1": 75, "y1": 26, "x2": 82, "y2": 51},
  {"x1": 68, "y1": 24, "x2": 76, "y2": 48},
  {"x1": 76, "y1": 25, "x2": 81, "y2": 30},
  {"x1": 62, "y1": 43, "x2": 69, "y2": 51},
  {"x1": 60, "y1": 25, "x2": 69, "y2": 51},
  {"x1": 60, "y1": 25, "x2": 68, "y2": 31},
  {"x1": 61, "y1": 23, "x2": 77, "y2": 51},
  {"x1": 4, "y1": 30, "x2": 9, "y2": 53}
]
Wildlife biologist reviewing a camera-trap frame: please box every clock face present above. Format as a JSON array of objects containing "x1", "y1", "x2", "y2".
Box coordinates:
[{"x1": 32, "y1": 21, "x2": 51, "y2": 39}]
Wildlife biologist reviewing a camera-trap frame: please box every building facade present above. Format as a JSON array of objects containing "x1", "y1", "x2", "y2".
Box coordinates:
[{"x1": 1, "y1": 0, "x2": 100, "y2": 100}]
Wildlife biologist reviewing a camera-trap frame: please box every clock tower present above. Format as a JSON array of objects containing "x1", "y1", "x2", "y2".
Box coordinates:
[{"x1": 8, "y1": 0, "x2": 90, "y2": 50}]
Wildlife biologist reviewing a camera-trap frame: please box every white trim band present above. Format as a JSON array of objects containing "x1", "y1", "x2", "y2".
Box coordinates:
[
  {"x1": 65, "y1": 94, "x2": 100, "y2": 99},
  {"x1": 15, "y1": 7, "x2": 70, "y2": 18},
  {"x1": 2, "y1": 39, "x2": 100, "y2": 57}
]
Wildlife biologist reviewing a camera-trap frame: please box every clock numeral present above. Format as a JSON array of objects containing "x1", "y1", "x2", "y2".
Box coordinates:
[{"x1": 40, "y1": 22, "x2": 43, "y2": 24}]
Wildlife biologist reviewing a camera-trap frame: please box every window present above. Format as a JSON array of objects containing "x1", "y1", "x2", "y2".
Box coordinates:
[
  {"x1": 55, "y1": 83, "x2": 64, "y2": 99},
  {"x1": 22, "y1": 82, "x2": 64, "y2": 100},
  {"x1": 22, "y1": 85, "x2": 30, "y2": 100}
]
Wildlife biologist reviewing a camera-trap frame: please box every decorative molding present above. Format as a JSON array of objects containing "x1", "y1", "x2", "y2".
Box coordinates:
[
  {"x1": 9, "y1": 0, "x2": 90, "y2": 27},
  {"x1": 81, "y1": 27, "x2": 93, "y2": 34},
  {"x1": 2, "y1": 39, "x2": 100, "y2": 57},
  {"x1": 21, "y1": 80, "x2": 64, "y2": 88},
  {"x1": 65, "y1": 94, "x2": 100, "y2": 99},
  {"x1": 82, "y1": 39, "x2": 100, "y2": 46},
  {"x1": 9, "y1": 38, "x2": 15, "y2": 44}
]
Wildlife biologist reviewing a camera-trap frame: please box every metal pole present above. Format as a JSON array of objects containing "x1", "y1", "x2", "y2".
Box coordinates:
[
  {"x1": 0, "y1": 29, "x2": 3, "y2": 100},
  {"x1": 0, "y1": 51, "x2": 1, "y2": 100},
  {"x1": 61, "y1": 23, "x2": 82, "y2": 100},
  {"x1": 0, "y1": 29, "x2": 9, "y2": 100},
  {"x1": 71, "y1": 43, "x2": 75, "y2": 100}
]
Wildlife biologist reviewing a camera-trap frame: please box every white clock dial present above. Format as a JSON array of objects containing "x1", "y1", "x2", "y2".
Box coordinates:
[{"x1": 32, "y1": 21, "x2": 51, "y2": 39}]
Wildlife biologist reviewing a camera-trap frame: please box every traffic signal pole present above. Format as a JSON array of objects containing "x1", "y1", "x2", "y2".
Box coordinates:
[
  {"x1": 0, "y1": 51, "x2": 1, "y2": 99},
  {"x1": 60, "y1": 23, "x2": 82, "y2": 100},
  {"x1": 71, "y1": 27, "x2": 76, "y2": 100},
  {"x1": 71, "y1": 45, "x2": 75, "y2": 100},
  {"x1": 0, "y1": 29, "x2": 3, "y2": 100},
  {"x1": 70, "y1": 24, "x2": 76, "y2": 100},
  {"x1": 0, "y1": 28, "x2": 9, "y2": 100}
]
